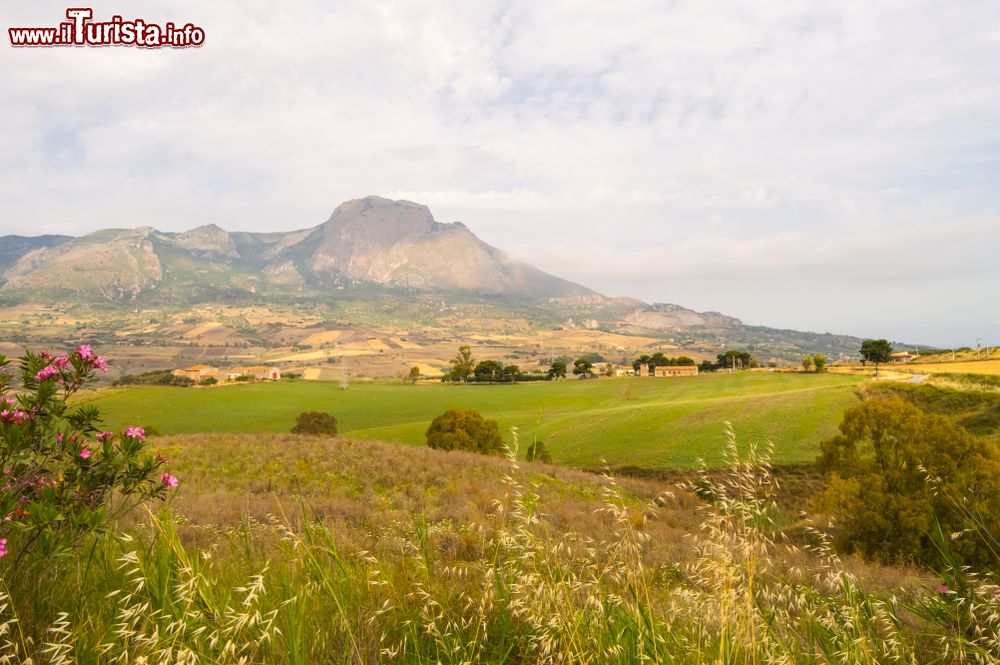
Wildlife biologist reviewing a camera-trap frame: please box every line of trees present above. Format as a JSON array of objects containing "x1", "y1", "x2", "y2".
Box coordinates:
[{"x1": 632, "y1": 353, "x2": 696, "y2": 372}]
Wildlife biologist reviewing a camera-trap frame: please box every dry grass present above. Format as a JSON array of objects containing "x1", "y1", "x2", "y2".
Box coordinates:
[{"x1": 0, "y1": 430, "x2": 997, "y2": 663}]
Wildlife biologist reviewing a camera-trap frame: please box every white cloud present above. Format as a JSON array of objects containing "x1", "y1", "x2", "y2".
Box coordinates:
[{"x1": 2, "y1": 0, "x2": 999, "y2": 345}]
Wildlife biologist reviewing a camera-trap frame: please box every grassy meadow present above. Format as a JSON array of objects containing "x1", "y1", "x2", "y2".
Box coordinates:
[{"x1": 82, "y1": 372, "x2": 863, "y2": 468}]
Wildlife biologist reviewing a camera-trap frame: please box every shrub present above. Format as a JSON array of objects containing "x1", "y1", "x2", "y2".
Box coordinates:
[
  {"x1": 425, "y1": 409, "x2": 503, "y2": 455},
  {"x1": 0, "y1": 347, "x2": 173, "y2": 560},
  {"x1": 291, "y1": 411, "x2": 338, "y2": 435},
  {"x1": 524, "y1": 440, "x2": 551, "y2": 463},
  {"x1": 199, "y1": 376, "x2": 217, "y2": 386},
  {"x1": 813, "y1": 397, "x2": 1000, "y2": 566}
]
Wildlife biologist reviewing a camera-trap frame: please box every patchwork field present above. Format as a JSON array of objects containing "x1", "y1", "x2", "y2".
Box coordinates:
[{"x1": 82, "y1": 372, "x2": 863, "y2": 468}]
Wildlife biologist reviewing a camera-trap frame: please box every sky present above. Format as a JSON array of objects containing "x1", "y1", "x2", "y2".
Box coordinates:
[{"x1": 2, "y1": 1, "x2": 999, "y2": 347}]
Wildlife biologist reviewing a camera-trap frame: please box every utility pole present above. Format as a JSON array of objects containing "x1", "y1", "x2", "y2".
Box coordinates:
[{"x1": 977, "y1": 338, "x2": 983, "y2": 359}]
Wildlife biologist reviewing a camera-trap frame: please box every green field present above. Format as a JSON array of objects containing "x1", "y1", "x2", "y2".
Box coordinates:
[{"x1": 83, "y1": 372, "x2": 863, "y2": 468}]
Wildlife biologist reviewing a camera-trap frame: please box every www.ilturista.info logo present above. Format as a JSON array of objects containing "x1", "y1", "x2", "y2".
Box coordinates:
[{"x1": 8, "y1": 8, "x2": 205, "y2": 48}]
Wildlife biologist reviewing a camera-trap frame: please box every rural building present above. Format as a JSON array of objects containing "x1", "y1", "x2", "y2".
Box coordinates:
[
  {"x1": 654, "y1": 365, "x2": 699, "y2": 377},
  {"x1": 890, "y1": 352, "x2": 914, "y2": 364},
  {"x1": 230, "y1": 365, "x2": 282, "y2": 380},
  {"x1": 638, "y1": 363, "x2": 650, "y2": 377},
  {"x1": 180, "y1": 364, "x2": 217, "y2": 380}
]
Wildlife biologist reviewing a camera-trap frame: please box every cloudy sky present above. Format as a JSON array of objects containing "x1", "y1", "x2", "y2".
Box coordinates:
[{"x1": 3, "y1": 1, "x2": 999, "y2": 346}]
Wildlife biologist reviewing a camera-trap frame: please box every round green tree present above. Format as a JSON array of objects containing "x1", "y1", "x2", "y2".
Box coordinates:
[
  {"x1": 425, "y1": 409, "x2": 504, "y2": 455},
  {"x1": 291, "y1": 411, "x2": 338, "y2": 435}
]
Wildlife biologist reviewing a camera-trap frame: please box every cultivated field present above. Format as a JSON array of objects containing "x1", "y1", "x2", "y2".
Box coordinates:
[
  {"x1": 901, "y1": 359, "x2": 1000, "y2": 376},
  {"x1": 82, "y1": 372, "x2": 863, "y2": 468}
]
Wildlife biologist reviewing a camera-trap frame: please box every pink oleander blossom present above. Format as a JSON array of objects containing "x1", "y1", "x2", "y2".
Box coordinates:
[
  {"x1": 51, "y1": 354, "x2": 70, "y2": 369},
  {"x1": 96, "y1": 431, "x2": 114, "y2": 441},
  {"x1": 0, "y1": 409, "x2": 29, "y2": 425},
  {"x1": 1, "y1": 397, "x2": 14, "y2": 405},
  {"x1": 35, "y1": 365, "x2": 59, "y2": 382},
  {"x1": 76, "y1": 344, "x2": 95, "y2": 360},
  {"x1": 80, "y1": 448, "x2": 92, "y2": 460},
  {"x1": 160, "y1": 473, "x2": 178, "y2": 488},
  {"x1": 0, "y1": 539, "x2": 7, "y2": 558},
  {"x1": 125, "y1": 426, "x2": 145, "y2": 441},
  {"x1": 936, "y1": 583, "x2": 950, "y2": 594},
  {"x1": 93, "y1": 356, "x2": 108, "y2": 372},
  {"x1": 56, "y1": 433, "x2": 64, "y2": 443}
]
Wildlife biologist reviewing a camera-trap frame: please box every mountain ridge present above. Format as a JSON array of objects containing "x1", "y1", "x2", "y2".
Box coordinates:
[{"x1": 0, "y1": 196, "x2": 593, "y2": 300}]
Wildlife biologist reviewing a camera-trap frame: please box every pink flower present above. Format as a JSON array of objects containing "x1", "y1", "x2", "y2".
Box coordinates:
[
  {"x1": 0, "y1": 539, "x2": 7, "y2": 558},
  {"x1": 80, "y1": 448, "x2": 91, "y2": 460},
  {"x1": 76, "y1": 344, "x2": 95, "y2": 360},
  {"x1": 1, "y1": 397, "x2": 14, "y2": 405},
  {"x1": 937, "y1": 583, "x2": 950, "y2": 594},
  {"x1": 51, "y1": 354, "x2": 70, "y2": 369},
  {"x1": 93, "y1": 356, "x2": 108, "y2": 372},
  {"x1": 0, "y1": 409, "x2": 28, "y2": 425},
  {"x1": 160, "y1": 473, "x2": 178, "y2": 488},
  {"x1": 96, "y1": 431, "x2": 114, "y2": 441},
  {"x1": 35, "y1": 365, "x2": 59, "y2": 382},
  {"x1": 124, "y1": 426, "x2": 145, "y2": 441}
]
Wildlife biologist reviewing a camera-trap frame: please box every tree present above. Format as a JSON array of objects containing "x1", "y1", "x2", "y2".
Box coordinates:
[
  {"x1": 604, "y1": 363, "x2": 615, "y2": 377},
  {"x1": 573, "y1": 357, "x2": 594, "y2": 377},
  {"x1": 802, "y1": 356, "x2": 814, "y2": 372},
  {"x1": 814, "y1": 398, "x2": 1000, "y2": 566},
  {"x1": 291, "y1": 411, "x2": 338, "y2": 435},
  {"x1": 632, "y1": 355, "x2": 652, "y2": 372},
  {"x1": 449, "y1": 345, "x2": 475, "y2": 383},
  {"x1": 474, "y1": 360, "x2": 504, "y2": 383},
  {"x1": 860, "y1": 339, "x2": 892, "y2": 378},
  {"x1": 813, "y1": 353, "x2": 827, "y2": 373},
  {"x1": 717, "y1": 350, "x2": 754, "y2": 370},
  {"x1": 525, "y1": 440, "x2": 552, "y2": 463},
  {"x1": 425, "y1": 409, "x2": 504, "y2": 455},
  {"x1": 548, "y1": 360, "x2": 567, "y2": 380},
  {"x1": 407, "y1": 366, "x2": 420, "y2": 385},
  {"x1": 502, "y1": 364, "x2": 520, "y2": 383}
]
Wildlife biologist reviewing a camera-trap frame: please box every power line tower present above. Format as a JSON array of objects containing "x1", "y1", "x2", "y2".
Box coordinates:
[{"x1": 339, "y1": 359, "x2": 350, "y2": 391}]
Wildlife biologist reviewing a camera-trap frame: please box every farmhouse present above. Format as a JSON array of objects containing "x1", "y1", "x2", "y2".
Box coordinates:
[
  {"x1": 230, "y1": 365, "x2": 282, "y2": 381},
  {"x1": 654, "y1": 365, "x2": 699, "y2": 377},
  {"x1": 179, "y1": 364, "x2": 216, "y2": 380},
  {"x1": 890, "y1": 352, "x2": 915, "y2": 364}
]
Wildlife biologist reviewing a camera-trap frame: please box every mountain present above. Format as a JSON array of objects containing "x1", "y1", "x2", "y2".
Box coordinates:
[
  {"x1": 0, "y1": 196, "x2": 878, "y2": 360},
  {"x1": 0, "y1": 196, "x2": 593, "y2": 300},
  {"x1": 0, "y1": 234, "x2": 73, "y2": 276}
]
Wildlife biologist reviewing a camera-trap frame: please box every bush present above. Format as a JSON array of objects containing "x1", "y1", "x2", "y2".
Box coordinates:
[
  {"x1": 0, "y1": 347, "x2": 173, "y2": 560},
  {"x1": 813, "y1": 397, "x2": 1000, "y2": 566},
  {"x1": 199, "y1": 376, "x2": 217, "y2": 386},
  {"x1": 291, "y1": 411, "x2": 338, "y2": 435},
  {"x1": 524, "y1": 440, "x2": 551, "y2": 463},
  {"x1": 425, "y1": 409, "x2": 504, "y2": 455}
]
